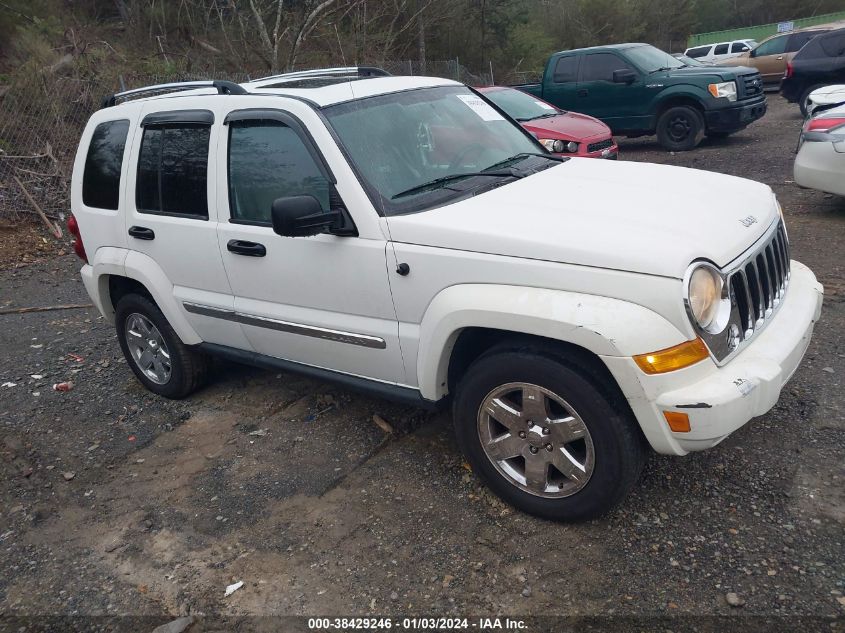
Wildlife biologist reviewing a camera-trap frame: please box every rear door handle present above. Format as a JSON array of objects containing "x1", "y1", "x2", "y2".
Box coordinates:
[
  {"x1": 128, "y1": 226, "x2": 155, "y2": 240},
  {"x1": 227, "y1": 239, "x2": 266, "y2": 257},
  {"x1": 577, "y1": 88, "x2": 588, "y2": 97}
]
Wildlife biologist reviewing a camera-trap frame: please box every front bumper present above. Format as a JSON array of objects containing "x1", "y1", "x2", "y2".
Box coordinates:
[
  {"x1": 603, "y1": 260, "x2": 823, "y2": 456},
  {"x1": 705, "y1": 96, "x2": 767, "y2": 133}
]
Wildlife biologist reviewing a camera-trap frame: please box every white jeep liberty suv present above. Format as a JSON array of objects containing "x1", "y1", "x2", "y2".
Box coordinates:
[{"x1": 69, "y1": 68, "x2": 823, "y2": 521}]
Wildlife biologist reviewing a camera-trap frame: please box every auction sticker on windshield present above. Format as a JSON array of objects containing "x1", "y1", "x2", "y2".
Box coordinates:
[{"x1": 456, "y1": 94, "x2": 505, "y2": 121}]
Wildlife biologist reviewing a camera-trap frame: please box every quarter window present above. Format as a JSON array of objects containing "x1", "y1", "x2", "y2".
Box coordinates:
[
  {"x1": 580, "y1": 53, "x2": 633, "y2": 82},
  {"x1": 553, "y1": 56, "x2": 578, "y2": 83},
  {"x1": 82, "y1": 120, "x2": 129, "y2": 210},
  {"x1": 227, "y1": 120, "x2": 329, "y2": 224},
  {"x1": 136, "y1": 124, "x2": 210, "y2": 218}
]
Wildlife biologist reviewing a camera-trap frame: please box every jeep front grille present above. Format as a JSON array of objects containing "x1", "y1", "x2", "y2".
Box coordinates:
[
  {"x1": 696, "y1": 221, "x2": 790, "y2": 364},
  {"x1": 730, "y1": 223, "x2": 790, "y2": 338}
]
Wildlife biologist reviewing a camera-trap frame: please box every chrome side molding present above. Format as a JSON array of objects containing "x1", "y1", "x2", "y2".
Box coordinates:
[{"x1": 183, "y1": 302, "x2": 387, "y2": 349}]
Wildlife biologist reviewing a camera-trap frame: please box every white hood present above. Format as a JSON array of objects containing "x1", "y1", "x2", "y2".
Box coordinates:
[
  {"x1": 386, "y1": 158, "x2": 778, "y2": 279},
  {"x1": 808, "y1": 84, "x2": 845, "y2": 115}
]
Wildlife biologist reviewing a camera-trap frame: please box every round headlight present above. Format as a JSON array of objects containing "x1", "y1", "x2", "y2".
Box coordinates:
[
  {"x1": 552, "y1": 139, "x2": 565, "y2": 153},
  {"x1": 688, "y1": 265, "x2": 723, "y2": 330},
  {"x1": 566, "y1": 141, "x2": 578, "y2": 153}
]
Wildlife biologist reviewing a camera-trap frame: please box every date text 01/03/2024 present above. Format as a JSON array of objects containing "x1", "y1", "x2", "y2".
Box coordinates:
[{"x1": 307, "y1": 617, "x2": 528, "y2": 630}]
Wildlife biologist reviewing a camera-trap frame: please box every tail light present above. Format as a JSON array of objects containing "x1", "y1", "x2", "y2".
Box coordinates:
[
  {"x1": 784, "y1": 62, "x2": 793, "y2": 79},
  {"x1": 67, "y1": 214, "x2": 87, "y2": 263},
  {"x1": 806, "y1": 116, "x2": 845, "y2": 132}
]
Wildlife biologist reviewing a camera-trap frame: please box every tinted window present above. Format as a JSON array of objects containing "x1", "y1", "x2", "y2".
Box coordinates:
[
  {"x1": 714, "y1": 44, "x2": 729, "y2": 55},
  {"x1": 821, "y1": 32, "x2": 845, "y2": 58},
  {"x1": 731, "y1": 42, "x2": 750, "y2": 53},
  {"x1": 82, "y1": 120, "x2": 129, "y2": 210},
  {"x1": 796, "y1": 37, "x2": 824, "y2": 59},
  {"x1": 228, "y1": 120, "x2": 329, "y2": 223},
  {"x1": 553, "y1": 56, "x2": 578, "y2": 83},
  {"x1": 754, "y1": 35, "x2": 788, "y2": 57},
  {"x1": 686, "y1": 46, "x2": 711, "y2": 58},
  {"x1": 581, "y1": 53, "x2": 634, "y2": 82},
  {"x1": 786, "y1": 31, "x2": 823, "y2": 53},
  {"x1": 136, "y1": 124, "x2": 210, "y2": 218}
]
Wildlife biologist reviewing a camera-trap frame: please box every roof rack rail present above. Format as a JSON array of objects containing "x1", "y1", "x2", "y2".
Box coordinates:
[
  {"x1": 101, "y1": 80, "x2": 248, "y2": 108},
  {"x1": 249, "y1": 66, "x2": 390, "y2": 85}
]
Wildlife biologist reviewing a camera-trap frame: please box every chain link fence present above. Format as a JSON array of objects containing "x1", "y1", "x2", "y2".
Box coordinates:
[{"x1": 0, "y1": 60, "x2": 494, "y2": 226}]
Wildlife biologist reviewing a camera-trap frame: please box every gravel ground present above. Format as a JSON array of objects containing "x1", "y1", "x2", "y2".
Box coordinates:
[{"x1": 0, "y1": 96, "x2": 843, "y2": 632}]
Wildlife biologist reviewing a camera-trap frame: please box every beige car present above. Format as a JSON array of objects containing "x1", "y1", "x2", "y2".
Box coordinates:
[{"x1": 718, "y1": 26, "x2": 838, "y2": 88}]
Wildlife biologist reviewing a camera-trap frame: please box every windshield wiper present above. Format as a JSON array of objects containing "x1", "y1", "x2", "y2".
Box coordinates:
[
  {"x1": 391, "y1": 169, "x2": 521, "y2": 199},
  {"x1": 517, "y1": 112, "x2": 558, "y2": 121},
  {"x1": 649, "y1": 66, "x2": 674, "y2": 74},
  {"x1": 484, "y1": 152, "x2": 567, "y2": 171}
]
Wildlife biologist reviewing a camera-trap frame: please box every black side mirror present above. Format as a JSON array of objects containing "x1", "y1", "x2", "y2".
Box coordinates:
[
  {"x1": 271, "y1": 195, "x2": 339, "y2": 237},
  {"x1": 613, "y1": 68, "x2": 637, "y2": 84}
]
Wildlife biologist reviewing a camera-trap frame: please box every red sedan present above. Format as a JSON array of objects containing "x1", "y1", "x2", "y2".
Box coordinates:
[{"x1": 477, "y1": 86, "x2": 618, "y2": 159}]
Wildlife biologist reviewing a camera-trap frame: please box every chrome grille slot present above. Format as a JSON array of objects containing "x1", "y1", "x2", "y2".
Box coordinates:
[
  {"x1": 727, "y1": 223, "x2": 790, "y2": 344},
  {"x1": 693, "y1": 221, "x2": 791, "y2": 365}
]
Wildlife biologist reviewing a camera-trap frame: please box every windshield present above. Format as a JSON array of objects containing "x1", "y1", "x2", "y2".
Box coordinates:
[
  {"x1": 481, "y1": 88, "x2": 560, "y2": 121},
  {"x1": 626, "y1": 44, "x2": 686, "y2": 72},
  {"x1": 323, "y1": 86, "x2": 546, "y2": 215},
  {"x1": 676, "y1": 54, "x2": 707, "y2": 67}
]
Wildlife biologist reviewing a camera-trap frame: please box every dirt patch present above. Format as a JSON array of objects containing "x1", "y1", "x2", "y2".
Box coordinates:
[{"x1": 0, "y1": 221, "x2": 66, "y2": 271}]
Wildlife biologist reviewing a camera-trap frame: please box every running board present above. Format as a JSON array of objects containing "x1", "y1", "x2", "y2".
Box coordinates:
[{"x1": 197, "y1": 343, "x2": 441, "y2": 410}]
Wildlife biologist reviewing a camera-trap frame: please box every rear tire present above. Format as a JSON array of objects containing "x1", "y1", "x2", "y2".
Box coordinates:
[
  {"x1": 452, "y1": 346, "x2": 647, "y2": 521},
  {"x1": 656, "y1": 105, "x2": 703, "y2": 151},
  {"x1": 115, "y1": 293, "x2": 208, "y2": 399}
]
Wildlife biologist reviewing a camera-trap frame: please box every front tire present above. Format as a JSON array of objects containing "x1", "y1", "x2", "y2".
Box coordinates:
[
  {"x1": 115, "y1": 293, "x2": 208, "y2": 399},
  {"x1": 453, "y1": 347, "x2": 647, "y2": 521},
  {"x1": 656, "y1": 105, "x2": 703, "y2": 151}
]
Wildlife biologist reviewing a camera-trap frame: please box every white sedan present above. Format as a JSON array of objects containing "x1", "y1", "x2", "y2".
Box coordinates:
[
  {"x1": 805, "y1": 84, "x2": 845, "y2": 117},
  {"x1": 794, "y1": 103, "x2": 845, "y2": 196}
]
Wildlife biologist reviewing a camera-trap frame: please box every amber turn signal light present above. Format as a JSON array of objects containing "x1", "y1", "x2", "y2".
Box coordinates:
[
  {"x1": 633, "y1": 338, "x2": 709, "y2": 375},
  {"x1": 663, "y1": 411, "x2": 691, "y2": 433}
]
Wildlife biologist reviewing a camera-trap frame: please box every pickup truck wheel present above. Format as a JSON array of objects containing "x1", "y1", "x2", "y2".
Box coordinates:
[
  {"x1": 656, "y1": 105, "x2": 703, "y2": 151},
  {"x1": 115, "y1": 293, "x2": 208, "y2": 399},
  {"x1": 453, "y1": 350, "x2": 646, "y2": 521}
]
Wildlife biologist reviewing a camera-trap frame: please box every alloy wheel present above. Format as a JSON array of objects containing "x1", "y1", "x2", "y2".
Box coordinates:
[
  {"x1": 124, "y1": 313, "x2": 172, "y2": 385},
  {"x1": 477, "y1": 382, "x2": 595, "y2": 498}
]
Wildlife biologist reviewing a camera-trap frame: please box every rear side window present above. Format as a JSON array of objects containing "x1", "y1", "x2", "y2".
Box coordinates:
[
  {"x1": 821, "y1": 32, "x2": 845, "y2": 58},
  {"x1": 714, "y1": 44, "x2": 729, "y2": 55},
  {"x1": 136, "y1": 124, "x2": 210, "y2": 218},
  {"x1": 685, "y1": 46, "x2": 711, "y2": 58},
  {"x1": 786, "y1": 31, "x2": 823, "y2": 53},
  {"x1": 82, "y1": 120, "x2": 129, "y2": 210},
  {"x1": 553, "y1": 56, "x2": 578, "y2": 83},
  {"x1": 227, "y1": 120, "x2": 329, "y2": 224},
  {"x1": 580, "y1": 53, "x2": 634, "y2": 82}
]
